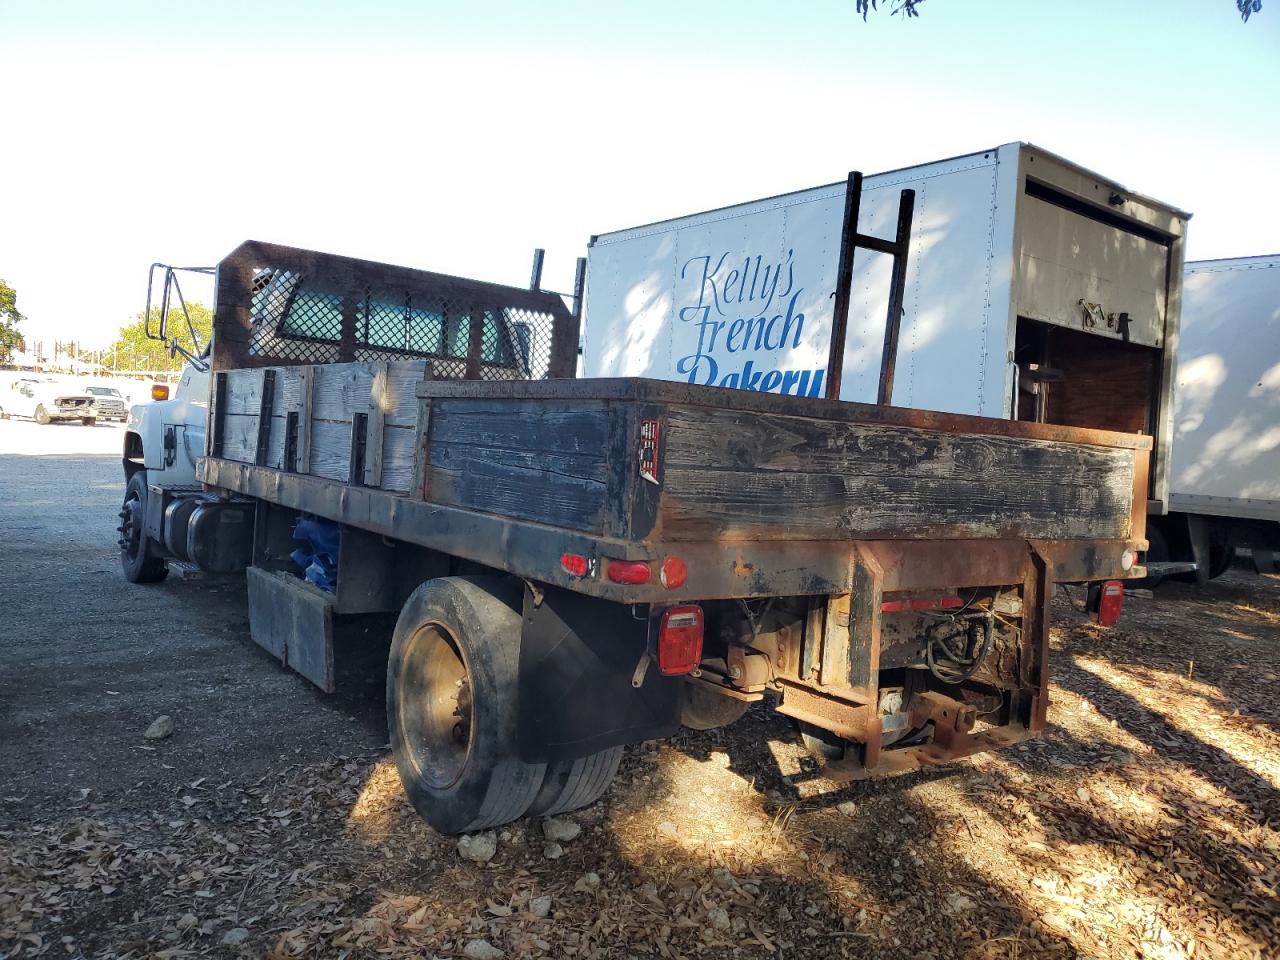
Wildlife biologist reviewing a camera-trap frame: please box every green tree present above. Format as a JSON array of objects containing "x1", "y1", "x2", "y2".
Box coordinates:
[
  {"x1": 0, "y1": 278, "x2": 26, "y2": 363},
  {"x1": 105, "y1": 301, "x2": 213, "y2": 373}
]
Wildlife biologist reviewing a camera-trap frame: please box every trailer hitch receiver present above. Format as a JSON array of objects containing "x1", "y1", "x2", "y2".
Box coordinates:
[{"x1": 908, "y1": 691, "x2": 978, "y2": 751}]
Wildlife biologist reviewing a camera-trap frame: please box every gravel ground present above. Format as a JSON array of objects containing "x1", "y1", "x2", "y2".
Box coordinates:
[{"x1": 2, "y1": 417, "x2": 1278, "y2": 959}]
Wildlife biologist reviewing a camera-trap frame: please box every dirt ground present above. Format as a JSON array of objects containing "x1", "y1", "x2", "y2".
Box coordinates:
[{"x1": 2, "y1": 416, "x2": 1278, "y2": 960}]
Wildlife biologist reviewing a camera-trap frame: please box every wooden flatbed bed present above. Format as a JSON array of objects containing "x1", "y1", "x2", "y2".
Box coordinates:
[{"x1": 201, "y1": 373, "x2": 1148, "y2": 603}]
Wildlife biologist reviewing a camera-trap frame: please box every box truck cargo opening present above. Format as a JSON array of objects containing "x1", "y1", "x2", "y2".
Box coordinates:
[{"x1": 583, "y1": 142, "x2": 1188, "y2": 509}]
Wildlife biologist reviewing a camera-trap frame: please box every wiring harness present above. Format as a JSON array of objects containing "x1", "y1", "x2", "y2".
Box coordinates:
[{"x1": 924, "y1": 612, "x2": 995, "y2": 683}]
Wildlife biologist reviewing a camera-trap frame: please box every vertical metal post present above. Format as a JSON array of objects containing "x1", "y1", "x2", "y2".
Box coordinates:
[
  {"x1": 529, "y1": 248, "x2": 545, "y2": 291},
  {"x1": 825, "y1": 172, "x2": 863, "y2": 401},
  {"x1": 876, "y1": 189, "x2": 916, "y2": 406},
  {"x1": 571, "y1": 256, "x2": 587, "y2": 321},
  {"x1": 548, "y1": 257, "x2": 587, "y2": 380}
]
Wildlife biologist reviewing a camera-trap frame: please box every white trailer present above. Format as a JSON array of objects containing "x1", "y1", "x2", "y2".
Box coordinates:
[
  {"x1": 1152, "y1": 255, "x2": 1280, "y2": 579},
  {"x1": 583, "y1": 142, "x2": 1189, "y2": 509}
]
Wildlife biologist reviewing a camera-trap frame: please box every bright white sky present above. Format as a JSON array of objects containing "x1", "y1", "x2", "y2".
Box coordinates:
[{"x1": 1, "y1": 0, "x2": 1277, "y2": 351}]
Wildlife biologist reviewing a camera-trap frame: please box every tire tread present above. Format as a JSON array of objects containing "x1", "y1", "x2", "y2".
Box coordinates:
[{"x1": 529, "y1": 746, "x2": 623, "y2": 817}]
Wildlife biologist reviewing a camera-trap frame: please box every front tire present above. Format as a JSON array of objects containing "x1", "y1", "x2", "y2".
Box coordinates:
[
  {"x1": 119, "y1": 471, "x2": 169, "y2": 583},
  {"x1": 388, "y1": 576, "x2": 546, "y2": 834},
  {"x1": 34, "y1": 405, "x2": 50, "y2": 425},
  {"x1": 82, "y1": 417, "x2": 97, "y2": 426}
]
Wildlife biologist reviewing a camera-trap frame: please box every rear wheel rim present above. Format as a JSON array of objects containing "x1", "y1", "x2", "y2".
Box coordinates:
[{"x1": 400, "y1": 623, "x2": 474, "y2": 789}]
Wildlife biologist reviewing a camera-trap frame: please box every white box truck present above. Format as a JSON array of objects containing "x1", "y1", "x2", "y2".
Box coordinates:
[
  {"x1": 1151, "y1": 255, "x2": 1280, "y2": 579},
  {"x1": 583, "y1": 142, "x2": 1189, "y2": 509}
]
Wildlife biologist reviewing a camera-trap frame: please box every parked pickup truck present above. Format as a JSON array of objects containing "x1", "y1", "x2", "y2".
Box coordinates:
[
  {"x1": 119, "y1": 237, "x2": 1152, "y2": 834},
  {"x1": 85, "y1": 385, "x2": 129, "y2": 421}
]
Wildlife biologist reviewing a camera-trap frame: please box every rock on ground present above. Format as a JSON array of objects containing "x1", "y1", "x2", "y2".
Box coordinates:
[
  {"x1": 220, "y1": 927, "x2": 250, "y2": 946},
  {"x1": 457, "y1": 832, "x2": 498, "y2": 863},
  {"x1": 143, "y1": 715, "x2": 175, "y2": 740},
  {"x1": 541, "y1": 816, "x2": 581, "y2": 843}
]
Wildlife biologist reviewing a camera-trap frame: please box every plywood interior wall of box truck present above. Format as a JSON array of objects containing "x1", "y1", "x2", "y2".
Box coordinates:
[{"x1": 583, "y1": 146, "x2": 1018, "y2": 417}]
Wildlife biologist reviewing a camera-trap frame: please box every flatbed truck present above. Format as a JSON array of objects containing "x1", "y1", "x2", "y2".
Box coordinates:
[
  {"x1": 122, "y1": 144, "x2": 1187, "y2": 834},
  {"x1": 119, "y1": 234, "x2": 1153, "y2": 834}
]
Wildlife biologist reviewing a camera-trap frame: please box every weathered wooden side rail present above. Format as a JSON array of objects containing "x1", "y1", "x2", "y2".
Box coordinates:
[{"x1": 205, "y1": 369, "x2": 1150, "y2": 554}]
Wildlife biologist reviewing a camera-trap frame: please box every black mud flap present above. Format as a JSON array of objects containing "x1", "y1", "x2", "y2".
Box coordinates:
[
  {"x1": 517, "y1": 583, "x2": 680, "y2": 763},
  {"x1": 246, "y1": 566, "x2": 335, "y2": 693}
]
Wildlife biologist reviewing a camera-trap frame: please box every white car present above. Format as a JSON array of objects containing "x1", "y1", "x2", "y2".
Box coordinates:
[{"x1": 0, "y1": 377, "x2": 99, "y2": 425}]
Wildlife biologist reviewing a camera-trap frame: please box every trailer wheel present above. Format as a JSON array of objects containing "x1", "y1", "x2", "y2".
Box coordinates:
[
  {"x1": 34, "y1": 405, "x2": 50, "y2": 425},
  {"x1": 388, "y1": 576, "x2": 546, "y2": 834},
  {"x1": 119, "y1": 471, "x2": 169, "y2": 584},
  {"x1": 526, "y1": 746, "x2": 623, "y2": 817},
  {"x1": 679, "y1": 681, "x2": 751, "y2": 731}
]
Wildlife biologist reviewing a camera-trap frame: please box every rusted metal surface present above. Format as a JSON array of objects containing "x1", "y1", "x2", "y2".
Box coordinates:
[
  {"x1": 210, "y1": 240, "x2": 579, "y2": 377},
  {"x1": 876, "y1": 187, "x2": 916, "y2": 406},
  {"x1": 825, "y1": 171, "x2": 862, "y2": 402},
  {"x1": 1025, "y1": 548, "x2": 1053, "y2": 733},
  {"x1": 823, "y1": 171, "x2": 916, "y2": 406},
  {"x1": 768, "y1": 537, "x2": 1058, "y2": 781},
  {"x1": 909, "y1": 691, "x2": 978, "y2": 747},
  {"x1": 863, "y1": 538, "x2": 1140, "y2": 592},
  {"x1": 1130, "y1": 444, "x2": 1151, "y2": 543},
  {"x1": 201, "y1": 455, "x2": 1146, "y2": 608},
  {"x1": 198, "y1": 457, "x2": 859, "y2": 602},
  {"x1": 827, "y1": 723, "x2": 1033, "y2": 781},
  {"x1": 775, "y1": 683, "x2": 873, "y2": 738}
]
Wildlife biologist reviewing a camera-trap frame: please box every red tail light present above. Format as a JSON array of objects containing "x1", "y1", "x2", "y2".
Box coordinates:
[
  {"x1": 607, "y1": 560, "x2": 651, "y2": 585},
  {"x1": 658, "y1": 605, "x2": 703, "y2": 675},
  {"x1": 560, "y1": 553, "x2": 589, "y2": 577},
  {"x1": 660, "y1": 556, "x2": 687, "y2": 590},
  {"x1": 1095, "y1": 580, "x2": 1124, "y2": 627}
]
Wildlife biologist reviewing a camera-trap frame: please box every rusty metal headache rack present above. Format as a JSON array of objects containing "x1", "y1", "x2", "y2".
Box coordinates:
[{"x1": 211, "y1": 241, "x2": 584, "y2": 379}]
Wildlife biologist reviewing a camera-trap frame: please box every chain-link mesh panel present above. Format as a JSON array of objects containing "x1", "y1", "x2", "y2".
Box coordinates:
[
  {"x1": 501, "y1": 306, "x2": 558, "y2": 381},
  {"x1": 241, "y1": 263, "x2": 568, "y2": 380},
  {"x1": 248, "y1": 269, "x2": 342, "y2": 364}
]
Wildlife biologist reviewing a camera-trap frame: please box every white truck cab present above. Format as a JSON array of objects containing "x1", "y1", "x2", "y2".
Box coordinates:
[{"x1": 124, "y1": 357, "x2": 210, "y2": 487}]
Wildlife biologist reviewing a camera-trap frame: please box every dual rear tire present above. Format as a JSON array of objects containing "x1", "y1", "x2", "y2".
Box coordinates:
[{"x1": 387, "y1": 576, "x2": 622, "y2": 834}]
